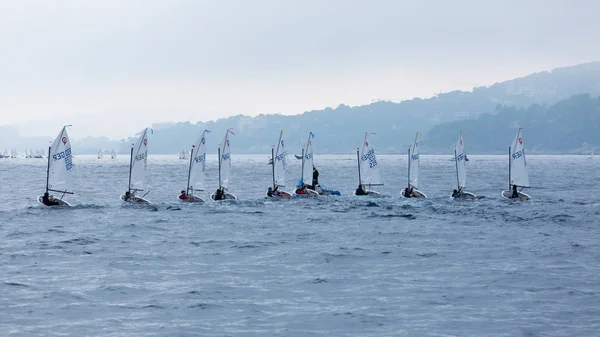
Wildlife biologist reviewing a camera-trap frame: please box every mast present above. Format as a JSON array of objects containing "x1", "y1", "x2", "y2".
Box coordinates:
[
  {"x1": 356, "y1": 148, "x2": 361, "y2": 186},
  {"x1": 45, "y1": 145, "x2": 51, "y2": 193},
  {"x1": 301, "y1": 147, "x2": 305, "y2": 186},
  {"x1": 407, "y1": 147, "x2": 411, "y2": 188},
  {"x1": 186, "y1": 144, "x2": 194, "y2": 195},
  {"x1": 128, "y1": 147, "x2": 133, "y2": 193},
  {"x1": 454, "y1": 149, "x2": 460, "y2": 190},
  {"x1": 508, "y1": 146, "x2": 511, "y2": 190},
  {"x1": 218, "y1": 147, "x2": 222, "y2": 190},
  {"x1": 271, "y1": 146, "x2": 276, "y2": 189}
]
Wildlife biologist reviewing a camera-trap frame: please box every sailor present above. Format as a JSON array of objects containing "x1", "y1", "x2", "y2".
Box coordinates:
[
  {"x1": 214, "y1": 188, "x2": 225, "y2": 200},
  {"x1": 42, "y1": 192, "x2": 60, "y2": 206},
  {"x1": 355, "y1": 184, "x2": 367, "y2": 196},
  {"x1": 312, "y1": 166, "x2": 319, "y2": 189},
  {"x1": 179, "y1": 190, "x2": 188, "y2": 200},
  {"x1": 510, "y1": 184, "x2": 519, "y2": 198},
  {"x1": 267, "y1": 187, "x2": 274, "y2": 197}
]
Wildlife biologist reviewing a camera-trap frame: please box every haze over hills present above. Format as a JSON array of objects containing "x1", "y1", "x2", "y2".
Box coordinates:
[{"x1": 2, "y1": 61, "x2": 600, "y2": 155}]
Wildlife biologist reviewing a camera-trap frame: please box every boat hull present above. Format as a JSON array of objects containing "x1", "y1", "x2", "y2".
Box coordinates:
[
  {"x1": 501, "y1": 190, "x2": 531, "y2": 201},
  {"x1": 451, "y1": 191, "x2": 477, "y2": 200},
  {"x1": 401, "y1": 188, "x2": 427, "y2": 198},
  {"x1": 179, "y1": 195, "x2": 205, "y2": 203},
  {"x1": 353, "y1": 190, "x2": 381, "y2": 196},
  {"x1": 293, "y1": 188, "x2": 318, "y2": 198},
  {"x1": 210, "y1": 191, "x2": 238, "y2": 201},
  {"x1": 120, "y1": 195, "x2": 151, "y2": 204},
  {"x1": 266, "y1": 190, "x2": 293, "y2": 200},
  {"x1": 37, "y1": 196, "x2": 71, "y2": 207}
]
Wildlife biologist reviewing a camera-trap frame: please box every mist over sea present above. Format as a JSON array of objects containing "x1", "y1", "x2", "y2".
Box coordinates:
[{"x1": 2, "y1": 155, "x2": 599, "y2": 336}]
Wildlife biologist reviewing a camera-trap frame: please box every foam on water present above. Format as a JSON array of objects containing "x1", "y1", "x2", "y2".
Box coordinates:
[{"x1": 1, "y1": 155, "x2": 600, "y2": 336}]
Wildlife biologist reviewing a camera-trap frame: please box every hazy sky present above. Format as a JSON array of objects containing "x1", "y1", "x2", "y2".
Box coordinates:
[{"x1": 1, "y1": 0, "x2": 599, "y2": 139}]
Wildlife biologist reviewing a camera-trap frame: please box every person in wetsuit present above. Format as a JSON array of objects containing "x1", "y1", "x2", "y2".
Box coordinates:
[
  {"x1": 42, "y1": 192, "x2": 60, "y2": 206},
  {"x1": 312, "y1": 166, "x2": 319, "y2": 189},
  {"x1": 355, "y1": 184, "x2": 367, "y2": 195},
  {"x1": 214, "y1": 188, "x2": 225, "y2": 200},
  {"x1": 510, "y1": 184, "x2": 519, "y2": 198}
]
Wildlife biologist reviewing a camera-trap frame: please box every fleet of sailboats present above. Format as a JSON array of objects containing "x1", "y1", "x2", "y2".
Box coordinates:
[{"x1": 25, "y1": 127, "x2": 541, "y2": 205}]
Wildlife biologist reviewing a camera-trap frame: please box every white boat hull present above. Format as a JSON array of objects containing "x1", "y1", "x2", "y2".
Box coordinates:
[
  {"x1": 179, "y1": 195, "x2": 205, "y2": 203},
  {"x1": 401, "y1": 188, "x2": 427, "y2": 198},
  {"x1": 353, "y1": 190, "x2": 381, "y2": 196},
  {"x1": 37, "y1": 196, "x2": 71, "y2": 207},
  {"x1": 120, "y1": 195, "x2": 151, "y2": 204},
  {"x1": 451, "y1": 191, "x2": 477, "y2": 200},
  {"x1": 210, "y1": 191, "x2": 238, "y2": 201},
  {"x1": 501, "y1": 190, "x2": 531, "y2": 201},
  {"x1": 266, "y1": 190, "x2": 293, "y2": 200},
  {"x1": 293, "y1": 188, "x2": 318, "y2": 198}
]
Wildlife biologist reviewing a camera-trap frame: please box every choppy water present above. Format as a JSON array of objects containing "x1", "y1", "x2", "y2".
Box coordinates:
[{"x1": 2, "y1": 155, "x2": 600, "y2": 336}]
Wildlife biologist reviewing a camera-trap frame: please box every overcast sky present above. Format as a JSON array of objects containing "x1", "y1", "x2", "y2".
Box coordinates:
[{"x1": 1, "y1": 0, "x2": 599, "y2": 139}]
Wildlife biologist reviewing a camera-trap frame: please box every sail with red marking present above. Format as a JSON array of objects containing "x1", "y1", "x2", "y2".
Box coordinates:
[{"x1": 510, "y1": 128, "x2": 529, "y2": 187}]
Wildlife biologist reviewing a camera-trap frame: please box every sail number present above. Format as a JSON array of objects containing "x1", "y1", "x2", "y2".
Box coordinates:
[
  {"x1": 53, "y1": 147, "x2": 73, "y2": 170},
  {"x1": 512, "y1": 150, "x2": 525, "y2": 160},
  {"x1": 135, "y1": 152, "x2": 147, "y2": 161},
  {"x1": 361, "y1": 148, "x2": 378, "y2": 168},
  {"x1": 457, "y1": 152, "x2": 465, "y2": 161},
  {"x1": 276, "y1": 151, "x2": 287, "y2": 168},
  {"x1": 222, "y1": 153, "x2": 230, "y2": 161},
  {"x1": 411, "y1": 154, "x2": 419, "y2": 161},
  {"x1": 194, "y1": 153, "x2": 206, "y2": 171},
  {"x1": 304, "y1": 153, "x2": 313, "y2": 160}
]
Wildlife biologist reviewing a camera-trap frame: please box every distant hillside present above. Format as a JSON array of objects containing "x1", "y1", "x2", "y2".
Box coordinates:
[
  {"x1": 3, "y1": 61, "x2": 600, "y2": 154},
  {"x1": 425, "y1": 94, "x2": 600, "y2": 154}
]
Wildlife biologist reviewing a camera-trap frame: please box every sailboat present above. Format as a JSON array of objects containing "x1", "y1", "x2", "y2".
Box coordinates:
[
  {"x1": 501, "y1": 128, "x2": 531, "y2": 201},
  {"x1": 37, "y1": 126, "x2": 73, "y2": 207},
  {"x1": 588, "y1": 151, "x2": 593, "y2": 159},
  {"x1": 210, "y1": 128, "x2": 237, "y2": 200},
  {"x1": 401, "y1": 132, "x2": 427, "y2": 198},
  {"x1": 452, "y1": 131, "x2": 476, "y2": 199},
  {"x1": 294, "y1": 132, "x2": 319, "y2": 198},
  {"x1": 354, "y1": 132, "x2": 382, "y2": 196},
  {"x1": 111, "y1": 148, "x2": 117, "y2": 159},
  {"x1": 267, "y1": 130, "x2": 292, "y2": 199},
  {"x1": 97, "y1": 149, "x2": 103, "y2": 159},
  {"x1": 180, "y1": 129, "x2": 210, "y2": 202},
  {"x1": 120, "y1": 128, "x2": 152, "y2": 203}
]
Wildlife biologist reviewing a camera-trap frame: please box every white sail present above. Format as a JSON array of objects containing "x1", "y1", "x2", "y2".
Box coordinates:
[
  {"x1": 510, "y1": 128, "x2": 529, "y2": 187},
  {"x1": 455, "y1": 131, "x2": 467, "y2": 189},
  {"x1": 111, "y1": 148, "x2": 117, "y2": 159},
  {"x1": 98, "y1": 149, "x2": 103, "y2": 159},
  {"x1": 274, "y1": 130, "x2": 287, "y2": 187},
  {"x1": 302, "y1": 132, "x2": 315, "y2": 186},
  {"x1": 409, "y1": 132, "x2": 420, "y2": 188},
  {"x1": 47, "y1": 126, "x2": 74, "y2": 193},
  {"x1": 359, "y1": 132, "x2": 382, "y2": 186},
  {"x1": 218, "y1": 129, "x2": 234, "y2": 189},
  {"x1": 188, "y1": 130, "x2": 210, "y2": 192},
  {"x1": 129, "y1": 128, "x2": 151, "y2": 191}
]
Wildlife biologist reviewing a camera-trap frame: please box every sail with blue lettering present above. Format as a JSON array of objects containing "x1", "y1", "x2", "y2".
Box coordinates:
[
  {"x1": 510, "y1": 128, "x2": 529, "y2": 187},
  {"x1": 302, "y1": 132, "x2": 315, "y2": 186},
  {"x1": 188, "y1": 130, "x2": 209, "y2": 192},
  {"x1": 409, "y1": 132, "x2": 420, "y2": 189},
  {"x1": 455, "y1": 131, "x2": 467, "y2": 189},
  {"x1": 274, "y1": 130, "x2": 287, "y2": 187},
  {"x1": 359, "y1": 132, "x2": 382, "y2": 186},
  {"x1": 219, "y1": 129, "x2": 235, "y2": 190},
  {"x1": 47, "y1": 126, "x2": 73, "y2": 193},
  {"x1": 129, "y1": 128, "x2": 150, "y2": 191}
]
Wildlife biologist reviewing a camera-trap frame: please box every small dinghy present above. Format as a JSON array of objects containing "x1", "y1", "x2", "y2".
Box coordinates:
[
  {"x1": 178, "y1": 130, "x2": 210, "y2": 203},
  {"x1": 451, "y1": 131, "x2": 476, "y2": 200},
  {"x1": 38, "y1": 125, "x2": 74, "y2": 207},
  {"x1": 401, "y1": 132, "x2": 427, "y2": 198},
  {"x1": 111, "y1": 148, "x2": 117, "y2": 159},
  {"x1": 501, "y1": 128, "x2": 531, "y2": 201},
  {"x1": 211, "y1": 129, "x2": 238, "y2": 201},
  {"x1": 121, "y1": 128, "x2": 152, "y2": 204},
  {"x1": 294, "y1": 132, "x2": 319, "y2": 198},
  {"x1": 354, "y1": 132, "x2": 383, "y2": 196},
  {"x1": 266, "y1": 130, "x2": 292, "y2": 200}
]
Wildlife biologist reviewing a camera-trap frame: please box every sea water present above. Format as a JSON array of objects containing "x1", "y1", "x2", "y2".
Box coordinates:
[{"x1": 1, "y1": 155, "x2": 599, "y2": 336}]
